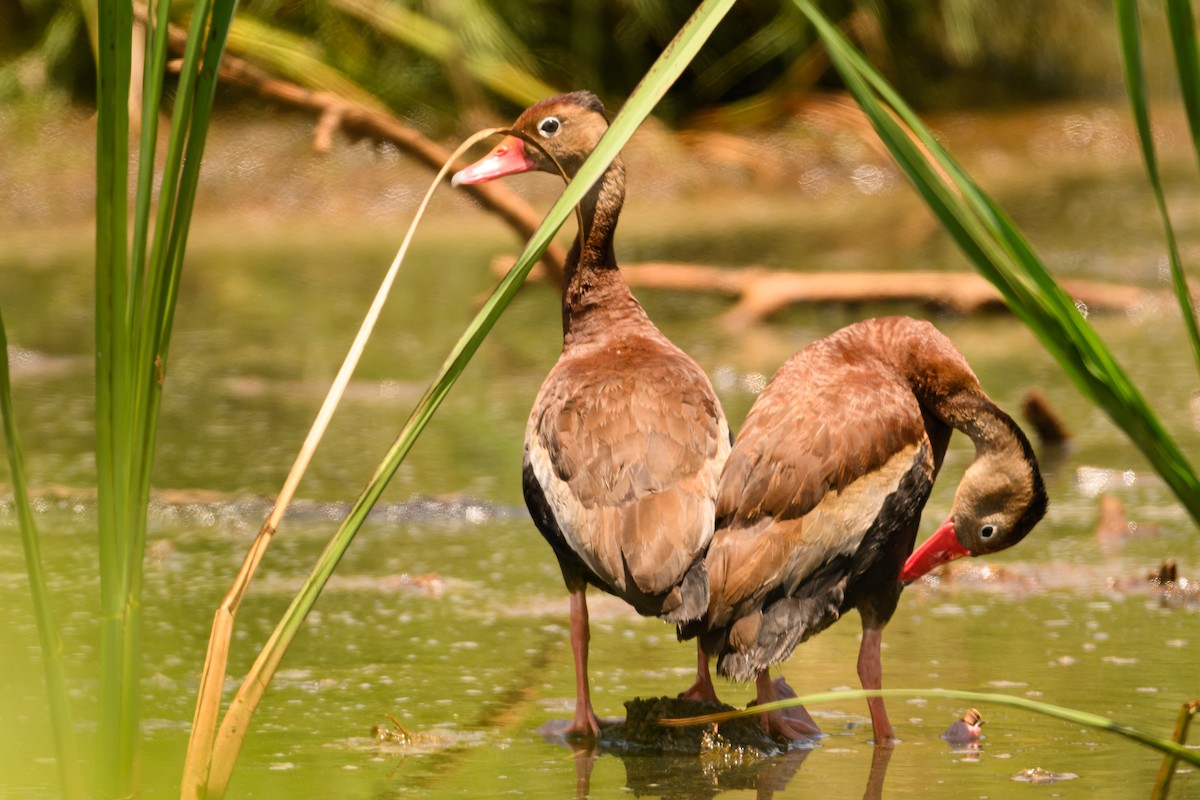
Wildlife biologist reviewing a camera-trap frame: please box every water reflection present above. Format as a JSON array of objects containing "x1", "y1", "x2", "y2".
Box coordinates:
[{"x1": 549, "y1": 733, "x2": 896, "y2": 800}]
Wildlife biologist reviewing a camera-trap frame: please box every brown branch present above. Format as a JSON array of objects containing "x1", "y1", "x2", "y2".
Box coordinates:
[
  {"x1": 492, "y1": 258, "x2": 1163, "y2": 328},
  {"x1": 160, "y1": 20, "x2": 566, "y2": 284}
]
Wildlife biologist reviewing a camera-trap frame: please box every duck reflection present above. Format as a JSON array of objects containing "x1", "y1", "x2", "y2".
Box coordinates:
[{"x1": 546, "y1": 726, "x2": 895, "y2": 800}]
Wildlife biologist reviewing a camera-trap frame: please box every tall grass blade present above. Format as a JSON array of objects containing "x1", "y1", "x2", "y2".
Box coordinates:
[
  {"x1": 129, "y1": 0, "x2": 171, "y2": 303},
  {"x1": 138, "y1": 0, "x2": 237, "y2": 509},
  {"x1": 0, "y1": 316, "x2": 83, "y2": 799},
  {"x1": 199, "y1": 1, "x2": 736, "y2": 795},
  {"x1": 792, "y1": 0, "x2": 1200, "y2": 524},
  {"x1": 1166, "y1": 0, "x2": 1200, "y2": 166},
  {"x1": 659, "y1": 687, "x2": 1200, "y2": 767},
  {"x1": 94, "y1": 0, "x2": 134, "y2": 793},
  {"x1": 1114, "y1": 0, "x2": 1200, "y2": 377},
  {"x1": 93, "y1": 0, "x2": 238, "y2": 793}
]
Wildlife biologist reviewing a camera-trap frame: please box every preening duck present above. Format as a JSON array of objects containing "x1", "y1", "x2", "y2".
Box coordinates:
[{"x1": 684, "y1": 316, "x2": 1047, "y2": 742}]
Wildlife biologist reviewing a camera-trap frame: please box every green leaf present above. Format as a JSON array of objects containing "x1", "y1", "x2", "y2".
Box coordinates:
[
  {"x1": 93, "y1": 0, "x2": 239, "y2": 794},
  {"x1": 1166, "y1": 0, "x2": 1200, "y2": 166},
  {"x1": 0, "y1": 313, "x2": 83, "y2": 799},
  {"x1": 1114, "y1": 0, "x2": 1200, "y2": 377}
]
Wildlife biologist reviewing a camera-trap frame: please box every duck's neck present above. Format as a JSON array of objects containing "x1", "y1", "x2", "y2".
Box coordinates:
[
  {"x1": 934, "y1": 390, "x2": 1031, "y2": 469},
  {"x1": 560, "y1": 156, "x2": 645, "y2": 342}
]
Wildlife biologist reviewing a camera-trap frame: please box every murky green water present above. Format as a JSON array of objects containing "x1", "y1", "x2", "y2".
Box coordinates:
[{"x1": 1, "y1": 102, "x2": 1199, "y2": 797}]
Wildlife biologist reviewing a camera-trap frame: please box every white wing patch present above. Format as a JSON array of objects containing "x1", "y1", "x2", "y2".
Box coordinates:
[{"x1": 780, "y1": 443, "x2": 920, "y2": 594}]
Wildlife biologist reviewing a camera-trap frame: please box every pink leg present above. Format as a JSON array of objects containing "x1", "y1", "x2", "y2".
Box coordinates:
[
  {"x1": 679, "y1": 644, "x2": 722, "y2": 703},
  {"x1": 857, "y1": 625, "x2": 896, "y2": 743},
  {"x1": 754, "y1": 670, "x2": 821, "y2": 741},
  {"x1": 565, "y1": 586, "x2": 601, "y2": 738}
]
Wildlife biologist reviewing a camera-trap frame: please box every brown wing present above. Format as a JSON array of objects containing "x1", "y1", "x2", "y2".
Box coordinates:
[
  {"x1": 706, "y1": 332, "x2": 932, "y2": 626},
  {"x1": 526, "y1": 338, "x2": 730, "y2": 599}
]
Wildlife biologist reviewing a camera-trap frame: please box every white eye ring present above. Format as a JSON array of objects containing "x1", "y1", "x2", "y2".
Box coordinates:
[
  {"x1": 980, "y1": 524, "x2": 996, "y2": 539},
  {"x1": 538, "y1": 116, "x2": 561, "y2": 137}
]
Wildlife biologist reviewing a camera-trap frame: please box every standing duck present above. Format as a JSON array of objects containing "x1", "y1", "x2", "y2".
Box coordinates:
[
  {"x1": 686, "y1": 316, "x2": 1047, "y2": 742},
  {"x1": 453, "y1": 92, "x2": 731, "y2": 738}
]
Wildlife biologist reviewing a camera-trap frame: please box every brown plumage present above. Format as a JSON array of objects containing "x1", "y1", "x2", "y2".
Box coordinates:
[
  {"x1": 684, "y1": 316, "x2": 1047, "y2": 742},
  {"x1": 453, "y1": 92, "x2": 731, "y2": 738}
]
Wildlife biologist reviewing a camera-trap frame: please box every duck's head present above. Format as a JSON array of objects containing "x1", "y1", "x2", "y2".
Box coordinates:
[
  {"x1": 899, "y1": 434, "x2": 1048, "y2": 583},
  {"x1": 452, "y1": 91, "x2": 610, "y2": 186}
]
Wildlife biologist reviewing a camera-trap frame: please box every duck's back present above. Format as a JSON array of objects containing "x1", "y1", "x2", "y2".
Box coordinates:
[{"x1": 524, "y1": 318, "x2": 730, "y2": 621}]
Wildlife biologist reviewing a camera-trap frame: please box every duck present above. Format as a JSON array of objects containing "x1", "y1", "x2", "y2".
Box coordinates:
[
  {"x1": 452, "y1": 92, "x2": 732, "y2": 738},
  {"x1": 683, "y1": 315, "x2": 1047, "y2": 742}
]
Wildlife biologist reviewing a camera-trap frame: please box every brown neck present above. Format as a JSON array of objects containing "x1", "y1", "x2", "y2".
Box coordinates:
[
  {"x1": 560, "y1": 157, "x2": 646, "y2": 341},
  {"x1": 926, "y1": 387, "x2": 1030, "y2": 470}
]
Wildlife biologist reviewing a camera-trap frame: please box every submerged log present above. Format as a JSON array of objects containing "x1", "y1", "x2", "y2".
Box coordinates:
[
  {"x1": 155, "y1": 16, "x2": 1168, "y2": 329},
  {"x1": 491, "y1": 257, "x2": 1162, "y2": 327}
]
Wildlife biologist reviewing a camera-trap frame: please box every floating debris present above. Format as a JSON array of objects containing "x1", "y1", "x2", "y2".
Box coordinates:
[
  {"x1": 371, "y1": 713, "x2": 414, "y2": 745},
  {"x1": 1141, "y1": 560, "x2": 1198, "y2": 608},
  {"x1": 1012, "y1": 767, "x2": 1080, "y2": 783},
  {"x1": 941, "y1": 708, "x2": 983, "y2": 745}
]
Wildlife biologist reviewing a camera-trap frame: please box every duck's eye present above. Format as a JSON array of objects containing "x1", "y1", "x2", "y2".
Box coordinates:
[
  {"x1": 538, "y1": 116, "x2": 561, "y2": 137},
  {"x1": 980, "y1": 524, "x2": 996, "y2": 539}
]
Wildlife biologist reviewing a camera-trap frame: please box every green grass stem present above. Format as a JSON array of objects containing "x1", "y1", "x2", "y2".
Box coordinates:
[
  {"x1": 93, "y1": 0, "x2": 237, "y2": 794},
  {"x1": 659, "y1": 687, "x2": 1200, "y2": 767},
  {"x1": 0, "y1": 314, "x2": 84, "y2": 799},
  {"x1": 1113, "y1": 0, "x2": 1200, "y2": 378}
]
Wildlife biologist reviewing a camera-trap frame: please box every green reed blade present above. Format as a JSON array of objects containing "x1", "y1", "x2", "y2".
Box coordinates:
[
  {"x1": 0, "y1": 313, "x2": 84, "y2": 799},
  {"x1": 129, "y1": 0, "x2": 172, "y2": 311},
  {"x1": 659, "y1": 687, "x2": 1200, "y2": 767},
  {"x1": 137, "y1": 0, "x2": 238, "y2": 515},
  {"x1": 92, "y1": 0, "x2": 239, "y2": 793},
  {"x1": 200, "y1": 2, "x2": 736, "y2": 795},
  {"x1": 793, "y1": 0, "x2": 1200, "y2": 525},
  {"x1": 1114, "y1": 0, "x2": 1200, "y2": 378},
  {"x1": 1166, "y1": 0, "x2": 1200, "y2": 166},
  {"x1": 94, "y1": 0, "x2": 135, "y2": 794}
]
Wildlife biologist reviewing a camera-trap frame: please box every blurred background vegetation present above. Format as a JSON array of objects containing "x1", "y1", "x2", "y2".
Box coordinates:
[{"x1": 0, "y1": 0, "x2": 1178, "y2": 133}]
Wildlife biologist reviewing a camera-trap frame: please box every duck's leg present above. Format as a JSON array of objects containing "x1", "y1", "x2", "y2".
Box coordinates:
[
  {"x1": 857, "y1": 624, "x2": 896, "y2": 743},
  {"x1": 679, "y1": 643, "x2": 721, "y2": 703},
  {"x1": 565, "y1": 585, "x2": 601, "y2": 738},
  {"x1": 754, "y1": 670, "x2": 821, "y2": 741}
]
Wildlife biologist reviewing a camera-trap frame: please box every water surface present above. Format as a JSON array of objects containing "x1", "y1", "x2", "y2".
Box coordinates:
[{"x1": 1, "y1": 101, "x2": 1199, "y2": 798}]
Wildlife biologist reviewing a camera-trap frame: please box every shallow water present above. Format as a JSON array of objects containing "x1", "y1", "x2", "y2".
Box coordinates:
[{"x1": 2, "y1": 101, "x2": 1200, "y2": 797}]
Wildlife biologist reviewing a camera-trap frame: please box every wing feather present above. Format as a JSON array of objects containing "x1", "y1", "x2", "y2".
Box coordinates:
[{"x1": 527, "y1": 337, "x2": 730, "y2": 600}]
